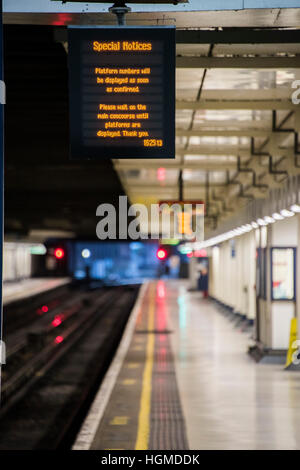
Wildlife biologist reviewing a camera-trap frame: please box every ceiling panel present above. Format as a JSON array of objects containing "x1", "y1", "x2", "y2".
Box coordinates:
[{"x1": 214, "y1": 43, "x2": 300, "y2": 56}]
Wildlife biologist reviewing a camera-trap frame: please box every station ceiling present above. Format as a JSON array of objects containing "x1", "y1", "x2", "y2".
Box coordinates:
[
  {"x1": 4, "y1": 4, "x2": 300, "y2": 29},
  {"x1": 3, "y1": 19, "x2": 300, "y2": 238},
  {"x1": 116, "y1": 29, "x2": 300, "y2": 231}
]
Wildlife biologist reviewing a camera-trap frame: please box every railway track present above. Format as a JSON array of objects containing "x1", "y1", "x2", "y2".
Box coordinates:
[
  {"x1": 2, "y1": 287, "x2": 110, "y2": 407},
  {"x1": 3, "y1": 281, "x2": 72, "y2": 335},
  {"x1": 0, "y1": 284, "x2": 139, "y2": 449}
]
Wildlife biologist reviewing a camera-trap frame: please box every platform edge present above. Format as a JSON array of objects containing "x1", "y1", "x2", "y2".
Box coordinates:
[{"x1": 72, "y1": 282, "x2": 149, "y2": 450}]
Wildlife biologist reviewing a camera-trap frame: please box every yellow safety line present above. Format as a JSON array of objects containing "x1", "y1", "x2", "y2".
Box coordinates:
[{"x1": 134, "y1": 283, "x2": 156, "y2": 450}]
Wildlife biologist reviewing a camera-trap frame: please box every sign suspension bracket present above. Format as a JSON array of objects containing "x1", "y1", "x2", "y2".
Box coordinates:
[{"x1": 109, "y1": 2, "x2": 131, "y2": 26}]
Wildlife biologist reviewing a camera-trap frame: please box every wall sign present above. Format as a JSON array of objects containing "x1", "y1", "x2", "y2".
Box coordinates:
[
  {"x1": 271, "y1": 247, "x2": 296, "y2": 301},
  {"x1": 68, "y1": 26, "x2": 175, "y2": 159}
]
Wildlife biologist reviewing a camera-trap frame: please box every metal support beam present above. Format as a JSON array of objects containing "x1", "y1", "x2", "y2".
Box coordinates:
[
  {"x1": 196, "y1": 89, "x2": 291, "y2": 100},
  {"x1": 176, "y1": 56, "x2": 300, "y2": 69},
  {"x1": 176, "y1": 100, "x2": 296, "y2": 110},
  {"x1": 177, "y1": 120, "x2": 271, "y2": 130},
  {"x1": 53, "y1": 27, "x2": 300, "y2": 47},
  {"x1": 175, "y1": 29, "x2": 300, "y2": 45},
  {"x1": 115, "y1": 161, "x2": 237, "y2": 171},
  {"x1": 176, "y1": 129, "x2": 271, "y2": 138},
  {"x1": 126, "y1": 182, "x2": 224, "y2": 190},
  {"x1": 178, "y1": 169, "x2": 183, "y2": 201},
  {"x1": 177, "y1": 145, "x2": 250, "y2": 155},
  {"x1": 212, "y1": 126, "x2": 299, "y2": 222}
]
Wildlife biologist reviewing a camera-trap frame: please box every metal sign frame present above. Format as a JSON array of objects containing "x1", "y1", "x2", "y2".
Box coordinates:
[
  {"x1": 0, "y1": 0, "x2": 4, "y2": 390},
  {"x1": 68, "y1": 26, "x2": 175, "y2": 160}
]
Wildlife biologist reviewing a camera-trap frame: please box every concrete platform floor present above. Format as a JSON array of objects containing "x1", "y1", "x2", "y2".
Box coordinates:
[
  {"x1": 75, "y1": 280, "x2": 300, "y2": 450},
  {"x1": 169, "y1": 281, "x2": 300, "y2": 450},
  {"x1": 3, "y1": 277, "x2": 70, "y2": 305}
]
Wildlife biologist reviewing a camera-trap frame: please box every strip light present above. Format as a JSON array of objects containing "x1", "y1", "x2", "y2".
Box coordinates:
[
  {"x1": 290, "y1": 204, "x2": 300, "y2": 213},
  {"x1": 280, "y1": 209, "x2": 294, "y2": 217},
  {"x1": 272, "y1": 212, "x2": 284, "y2": 220},
  {"x1": 257, "y1": 218, "x2": 266, "y2": 226},
  {"x1": 193, "y1": 206, "x2": 299, "y2": 249}
]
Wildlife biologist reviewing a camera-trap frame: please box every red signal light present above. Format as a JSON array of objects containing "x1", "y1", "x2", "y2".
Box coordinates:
[
  {"x1": 157, "y1": 248, "x2": 167, "y2": 260},
  {"x1": 37, "y1": 305, "x2": 48, "y2": 315},
  {"x1": 157, "y1": 167, "x2": 166, "y2": 182},
  {"x1": 194, "y1": 249, "x2": 207, "y2": 258},
  {"x1": 54, "y1": 335, "x2": 64, "y2": 344},
  {"x1": 54, "y1": 248, "x2": 64, "y2": 259},
  {"x1": 52, "y1": 315, "x2": 63, "y2": 327}
]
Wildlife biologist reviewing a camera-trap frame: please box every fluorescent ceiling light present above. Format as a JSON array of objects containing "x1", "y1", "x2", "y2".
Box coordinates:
[
  {"x1": 240, "y1": 225, "x2": 251, "y2": 233},
  {"x1": 280, "y1": 209, "x2": 295, "y2": 218},
  {"x1": 264, "y1": 216, "x2": 275, "y2": 224},
  {"x1": 290, "y1": 204, "x2": 300, "y2": 213},
  {"x1": 257, "y1": 218, "x2": 266, "y2": 226},
  {"x1": 272, "y1": 212, "x2": 284, "y2": 220}
]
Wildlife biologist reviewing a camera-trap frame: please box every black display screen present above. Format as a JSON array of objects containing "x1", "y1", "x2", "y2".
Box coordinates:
[{"x1": 68, "y1": 26, "x2": 175, "y2": 159}]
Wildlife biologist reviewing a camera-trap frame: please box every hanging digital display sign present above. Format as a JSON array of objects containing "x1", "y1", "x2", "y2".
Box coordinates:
[{"x1": 68, "y1": 26, "x2": 175, "y2": 159}]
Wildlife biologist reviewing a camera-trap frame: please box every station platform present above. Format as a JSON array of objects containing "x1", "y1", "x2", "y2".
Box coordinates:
[
  {"x1": 73, "y1": 280, "x2": 300, "y2": 450},
  {"x1": 3, "y1": 278, "x2": 70, "y2": 306}
]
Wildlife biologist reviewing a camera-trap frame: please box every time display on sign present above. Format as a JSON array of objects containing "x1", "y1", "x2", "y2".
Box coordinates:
[{"x1": 68, "y1": 27, "x2": 175, "y2": 159}]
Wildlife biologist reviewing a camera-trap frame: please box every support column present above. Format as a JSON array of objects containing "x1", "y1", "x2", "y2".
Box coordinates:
[
  {"x1": 296, "y1": 214, "x2": 300, "y2": 342},
  {"x1": 268, "y1": 217, "x2": 298, "y2": 350}
]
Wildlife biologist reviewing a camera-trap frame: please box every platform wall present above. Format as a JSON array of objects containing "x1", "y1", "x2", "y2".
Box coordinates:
[
  {"x1": 209, "y1": 214, "x2": 300, "y2": 350},
  {"x1": 3, "y1": 242, "x2": 32, "y2": 282},
  {"x1": 209, "y1": 231, "x2": 256, "y2": 320}
]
